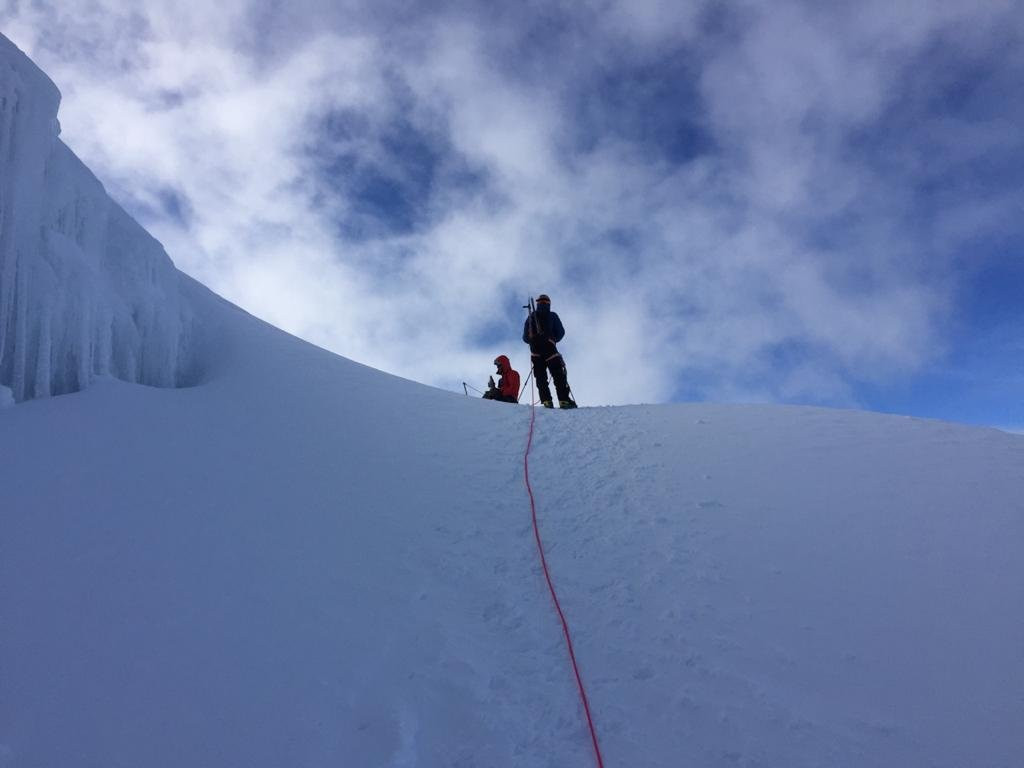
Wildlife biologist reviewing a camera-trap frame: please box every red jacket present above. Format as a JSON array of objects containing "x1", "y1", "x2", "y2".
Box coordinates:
[{"x1": 494, "y1": 355, "x2": 520, "y2": 401}]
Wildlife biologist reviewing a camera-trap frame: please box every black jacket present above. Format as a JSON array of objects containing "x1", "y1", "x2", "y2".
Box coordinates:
[{"x1": 522, "y1": 304, "x2": 565, "y2": 357}]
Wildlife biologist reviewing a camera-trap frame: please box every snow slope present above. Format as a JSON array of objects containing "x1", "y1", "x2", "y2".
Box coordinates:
[
  {"x1": 2, "y1": 34, "x2": 1024, "y2": 768},
  {"x1": 3, "y1": 316, "x2": 1023, "y2": 768}
]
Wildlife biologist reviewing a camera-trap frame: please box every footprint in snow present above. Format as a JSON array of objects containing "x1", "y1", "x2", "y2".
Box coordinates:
[{"x1": 632, "y1": 667, "x2": 655, "y2": 680}]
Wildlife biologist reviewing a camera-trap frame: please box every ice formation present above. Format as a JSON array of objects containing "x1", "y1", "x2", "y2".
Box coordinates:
[{"x1": 0, "y1": 34, "x2": 196, "y2": 402}]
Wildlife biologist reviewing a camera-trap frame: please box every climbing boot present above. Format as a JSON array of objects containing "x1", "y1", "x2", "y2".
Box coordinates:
[
  {"x1": 541, "y1": 400, "x2": 554, "y2": 409},
  {"x1": 559, "y1": 400, "x2": 577, "y2": 409}
]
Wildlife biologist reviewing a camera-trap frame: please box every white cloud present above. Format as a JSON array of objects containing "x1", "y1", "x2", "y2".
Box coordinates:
[{"x1": 2, "y1": 0, "x2": 1021, "y2": 406}]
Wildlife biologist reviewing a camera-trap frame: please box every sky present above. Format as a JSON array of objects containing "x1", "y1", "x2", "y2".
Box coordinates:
[{"x1": 2, "y1": 0, "x2": 1022, "y2": 428}]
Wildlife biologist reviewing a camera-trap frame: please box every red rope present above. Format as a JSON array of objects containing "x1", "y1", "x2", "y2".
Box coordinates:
[{"x1": 523, "y1": 377, "x2": 605, "y2": 768}]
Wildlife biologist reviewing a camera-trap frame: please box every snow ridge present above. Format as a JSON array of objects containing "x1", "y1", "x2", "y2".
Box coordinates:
[{"x1": 0, "y1": 34, "x2": 196, "y2": 402}]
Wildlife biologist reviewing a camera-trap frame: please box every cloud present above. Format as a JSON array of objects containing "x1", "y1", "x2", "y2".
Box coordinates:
[{"x1": 2, "y1": 0, "x2": 1022, "y2": 406}]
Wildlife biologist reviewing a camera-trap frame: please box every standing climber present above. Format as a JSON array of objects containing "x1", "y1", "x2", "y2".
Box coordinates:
[
  {"x1": 522, "y1": 294, "x2": 576, "y2": 409},
  {"x1": 482, "y1": 355, "x2": 520, "y2": 403}
]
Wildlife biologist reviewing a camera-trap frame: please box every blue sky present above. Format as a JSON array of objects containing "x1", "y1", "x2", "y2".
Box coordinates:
[{"x1": 2, "y1": 0, "x2": 1021, "y2": 428}]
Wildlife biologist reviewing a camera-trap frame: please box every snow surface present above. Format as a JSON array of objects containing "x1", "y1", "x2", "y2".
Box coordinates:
[{"x1": 2, "y1": 33, "x2": 1024, "y2": 768}]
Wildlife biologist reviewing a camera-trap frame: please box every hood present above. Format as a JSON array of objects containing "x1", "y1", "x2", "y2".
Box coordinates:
[{"x1": 494, "y1": 355, "x2": 512, "y2": 373}]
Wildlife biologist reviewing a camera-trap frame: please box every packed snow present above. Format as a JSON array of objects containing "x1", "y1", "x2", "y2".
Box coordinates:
[{"x1": 2, "y1": 33, "x2": 1023, "y2": 768}]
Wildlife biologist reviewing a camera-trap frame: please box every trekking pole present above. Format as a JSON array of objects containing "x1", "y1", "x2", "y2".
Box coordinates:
[
  {"x1": 463, "y1": 382, "x2": 468, "y2": 396},
  {"x1": 518, "y1": 368, "x2": 534, "y2": 402},
  {"x1": 463, "y1": 381, "x2": 486, "y2": 396},
  {"x1": 521, "y1": 296, "x2": 542, "y2": 405},
  {"x1": 562, "y1": 362, "x2": 577, "y2": 406}
]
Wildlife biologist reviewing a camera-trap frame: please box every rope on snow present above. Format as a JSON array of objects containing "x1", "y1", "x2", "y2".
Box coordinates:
[{"x1": 522, "y1": 374, "x2": 605, "y2": 768}]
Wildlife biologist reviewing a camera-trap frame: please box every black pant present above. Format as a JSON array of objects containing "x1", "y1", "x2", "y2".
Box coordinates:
[
  {"x1": 483, "y1": 390, "x2": 517, "y2": 403},
  {"x1": 532, "y1": 353, "x2": 571, "y2": 403}
]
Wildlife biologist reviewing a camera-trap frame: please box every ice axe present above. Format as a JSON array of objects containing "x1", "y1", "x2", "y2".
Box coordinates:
[{"x1": 523, "y1": 296, "x2": 541, "y2": 340}]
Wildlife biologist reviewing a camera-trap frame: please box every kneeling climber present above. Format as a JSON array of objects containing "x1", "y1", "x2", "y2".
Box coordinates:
[
  {"x1": 482, "y1": 355, "x2": 520, "y2": 403},
  {"x1": 523, "y1": 294, "x2": 576, "y2": 409}
]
